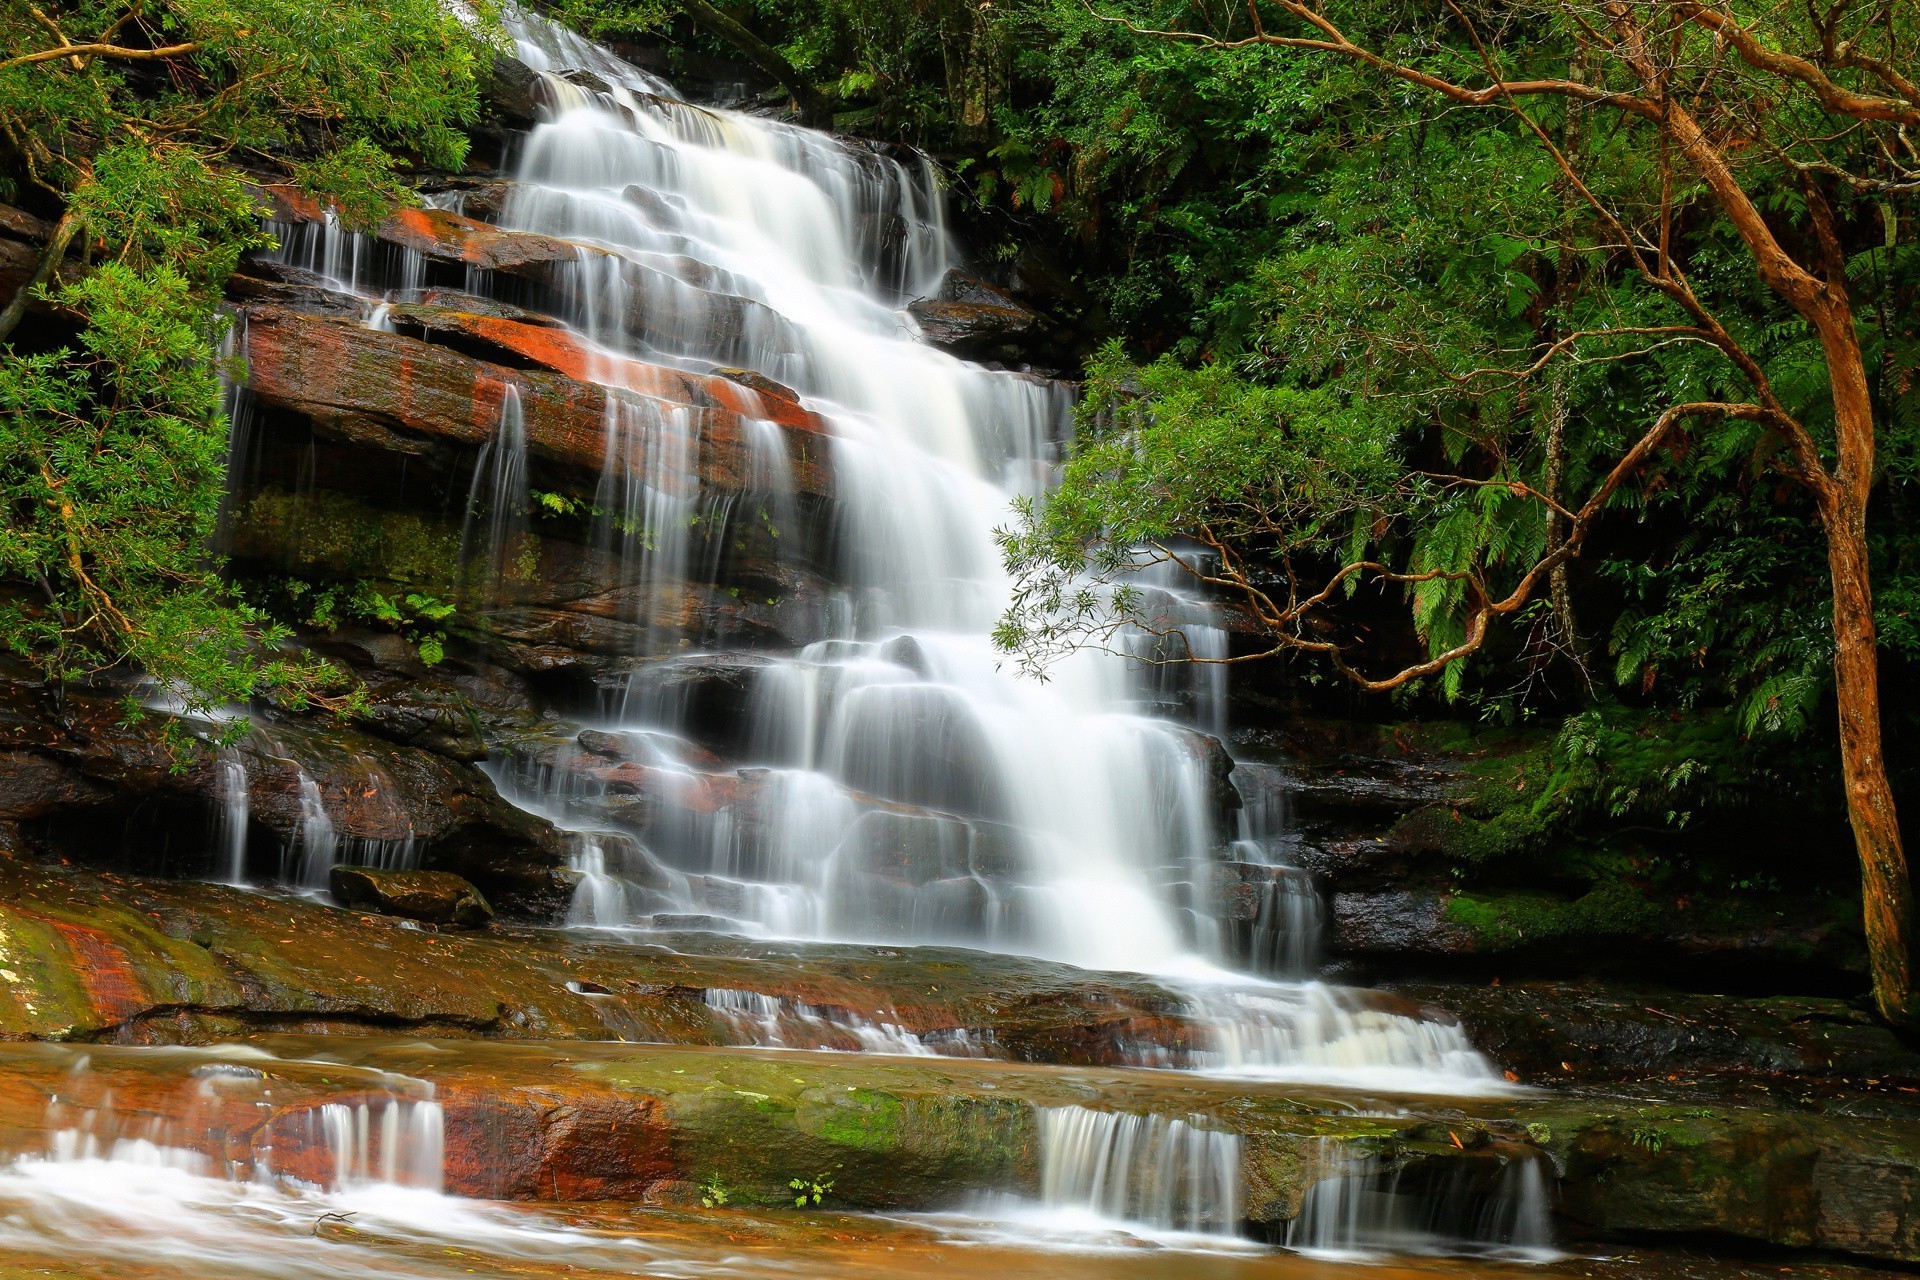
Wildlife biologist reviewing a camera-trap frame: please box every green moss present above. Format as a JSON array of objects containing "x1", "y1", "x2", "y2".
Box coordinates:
[
  {"x1": 802, "y1": 1087, "x2": 902, "y2": 1150},
  {"x1": 1443, "y1": 882, "x2": 1665, "y2": 950},
  {"x1": 233, "y1": 489, "x2": 468, "y2": 593}
]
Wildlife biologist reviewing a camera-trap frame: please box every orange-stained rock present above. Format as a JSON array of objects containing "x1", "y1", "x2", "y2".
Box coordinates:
[{"x1": 240, "y1": 307, "x2": 833, "y2": 498}]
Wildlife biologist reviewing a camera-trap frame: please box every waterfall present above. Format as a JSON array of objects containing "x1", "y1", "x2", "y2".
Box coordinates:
[
  {"x1": 213, "y1": 752, "x2": 250, "y2": 886},
  {"x1": 702, "y1": 987, "x2": 992, "y2": 1056},
  {"x1": 1036, "y1": 1106, "x2": 1242, "y2": 1236},
  {"x1": 221, "y1": 3, "x2": 1511, "y2": 1100},
  {"x1": 311, "y1": 1099, "x2": 445, "y2": 1192},
  {"x1": 1285, "y1": 1139, "x2": 1556, "y2": 1258},
  {"x1": 462, "y1": 383, "x2": 532, "y2": 596},
  {"x1": 289, "y1": 771, "x2": 338, "y2": 888},
  {"x1": 35, "y1": 1054, "x2": 446, "y2": 1196}
]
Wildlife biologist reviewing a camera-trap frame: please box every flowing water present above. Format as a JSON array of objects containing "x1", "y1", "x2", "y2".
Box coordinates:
[{"x1": 180, "y1": 7, "x2": 1554, "y2": 1259}]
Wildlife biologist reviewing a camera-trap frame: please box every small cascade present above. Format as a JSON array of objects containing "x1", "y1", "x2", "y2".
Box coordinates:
[
  {"x1": 703, "y1": 987, "x2": 990, "y2": 1056},
  {"x1": 36, "y1": 1053, "x2": 446, "y2": 1196},
  {"x1": 566, "y1": 836, "x2": 634, "y2": 926},
  {"x1": 310, "y1": 1098, "x2": 445, "y2": 1192},
  {"x1": 1036, "y1": 1106, "x2": 1242, "y2": 1236},
  {"x1": 1285, "y1": 1139, "x2": 1556, "y2": 1258},
  {"x1": 213, "y1": 753, "x2": 250, "y2": 886},
  {"x1": 265, "y1": 209, "x2": 428, "y2": 299},
  {"x1": 591, "y1": 395, "x2": 701, "y2": 654},
  {"x1": 289, "y1": 772, "x2": 337, "y2": 887},
  {"x1": 1151, "y1": 986, "x2": 1507, "y2": 1093},
  {"x1": 461, "y1": 383, "x2": 532, "y2": 596}
]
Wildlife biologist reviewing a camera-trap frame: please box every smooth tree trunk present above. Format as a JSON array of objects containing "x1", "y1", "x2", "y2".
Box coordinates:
[
  {"x1": 1824, "y1": 515, "x2": 1915, "y2": 1024},
  {"x1": 1815, "y1": 316, "x2": 1916, "y2": 1026}
]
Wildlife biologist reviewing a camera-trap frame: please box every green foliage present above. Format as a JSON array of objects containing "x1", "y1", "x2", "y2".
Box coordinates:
[
  {"x1": 0, "y1": 265, "x2": 335, "y2": 715},
  {"x1": 0, "y1": 0, "x2": 496, "y2": 714},
  {"x1": 698, "y1": 1172, "x2": 732, "y2": 1208},
  {"x1": 787, "y1": 1171, "x2": 835, "y2": 1207},
  {"x1": 275, "y1": 579, "x2": 456, "y2": 668},
  {"x1": 972, "y1": 0, "x2": 1920, "y2": 853}
]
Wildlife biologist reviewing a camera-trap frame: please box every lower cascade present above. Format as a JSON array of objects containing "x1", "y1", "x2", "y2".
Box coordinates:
[
  {"x1": 1036, "y1": 1106, "x2": 1242, "y2": 1237},
  {"x1": 1286, "y1": 1140, "x2": 1556, "y2": 1259}
]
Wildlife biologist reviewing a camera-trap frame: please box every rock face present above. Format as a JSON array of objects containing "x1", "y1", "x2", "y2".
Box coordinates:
[
  {"x1": 0, "y1": 679, "x2": 571, "y2": 915},
  {"x1": 240, "y1": 306, "x2": 833, "y2": 498},
  {"x1": 331, "y1": 865, "x2": 495, "y2": 927}
]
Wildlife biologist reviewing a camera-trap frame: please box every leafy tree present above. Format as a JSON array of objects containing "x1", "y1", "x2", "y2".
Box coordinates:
[
  {"x1": 997, "y1": 1, "x2": 1920, "y2": 1023},
  {"x1": 1, "y1": 0, "x2": 497, "y2": 719}
]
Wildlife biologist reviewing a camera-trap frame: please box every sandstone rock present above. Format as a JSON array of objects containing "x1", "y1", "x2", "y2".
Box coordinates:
[
  {"x1": 0, "y1": 679, "x2": 570, "y2": 914},
  {"x1": 239, "y1": 307, "x2": 834, "y2": 498},
  {"x1": 906, "y1": 269, "x2": 1052, "y2": 364},
  {"x1": 330, "y1": 865, "x2": 495, "y2": 927}
]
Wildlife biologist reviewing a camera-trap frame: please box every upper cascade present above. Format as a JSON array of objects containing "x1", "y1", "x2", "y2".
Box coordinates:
[{"x1": 466, "y1": 8, "x2": 1241, "y2": 975}]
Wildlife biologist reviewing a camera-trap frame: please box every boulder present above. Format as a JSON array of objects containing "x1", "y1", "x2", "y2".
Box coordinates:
[
  {"x1": 906, "y1": 269, "x2": 1052, "y2": 364},
  {"x1": 330, "y1": 865, "x2": 494, "y2": 927}
]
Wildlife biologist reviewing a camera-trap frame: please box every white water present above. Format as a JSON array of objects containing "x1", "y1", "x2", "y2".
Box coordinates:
[
  {"x1": 1285, "y1": 1139, "x2": 1557, "y2": 1261},
  {"x1": 1037, "y1": 1106, "x2": 1242, "y2": 1237}
]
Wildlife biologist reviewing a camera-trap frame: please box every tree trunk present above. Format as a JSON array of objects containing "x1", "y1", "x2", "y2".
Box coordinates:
[
  {"x1": 679, "y1": 0, "x2": 829, "y2": 127},
  {"x1": 1822, "y1": 499, "x2": 1915, "y2": 1025},
  {"x1": 1814, "y1": 302, "x2": 1914, "y2": 1026},
  {"x1": 1541, "y1": 363, "x2": 1590, "y2": 676}
]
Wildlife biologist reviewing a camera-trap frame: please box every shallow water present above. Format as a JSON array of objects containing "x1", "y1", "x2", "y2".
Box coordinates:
[{"x1": 0, "y1": 1153, "x2": 1594, "y2": 1280}]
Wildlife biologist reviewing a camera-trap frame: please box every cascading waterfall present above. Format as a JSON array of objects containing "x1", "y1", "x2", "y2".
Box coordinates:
[
  {"x1": 461, "y1": 383, "x2": 532, "y2": 596},
  {"x1": 288, "y1": 772, "x2": 338, "y2": 887},
  {"x1": 214, "y1": 753, "x2": 250, "y2": 886},
  {"x1": 701, "y1": 987, "x2": 992, "y2": 1056},
  {"x1": 35, "y1": 1053, "x2": 446, "y2": 1196},
  {"x1": 213, "y1": 8, "x2": 1525, "y2": 1195},
  {"x1": 1036, "y1": 1106, "x2": 1242, "y2": 1236}
]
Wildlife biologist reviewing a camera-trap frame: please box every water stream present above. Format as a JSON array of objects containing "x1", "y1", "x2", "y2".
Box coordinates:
[{"x1": 205, "y1": 6, "x2": 1540, "y2": 1256}]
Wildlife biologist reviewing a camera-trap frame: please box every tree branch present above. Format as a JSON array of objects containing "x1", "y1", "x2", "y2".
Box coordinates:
[{"x1": 0, "y1": 40, "x2": 199, "y2": 73}]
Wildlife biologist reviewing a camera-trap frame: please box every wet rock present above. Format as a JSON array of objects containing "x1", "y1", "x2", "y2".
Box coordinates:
[
  {"x1": 1537, "y1": 1101, "x2": 1920, "y2": 1262},
  {"x1": 1392, "y1": 979, "x2": 1920, "y2": 1086},
  {"x1": 576, "y1": 729, "x2": 629, "y2": 759},
  {"x1": 650, "y1": 912, "x2": 743, "y2": 932},
  {"x1": 240, "y1": 307, "x2": 834, "y2": 498},
  {"x1": 1330, "y1": 889, "x2": 1480, "y2": 959},
  {"x1": 906, "y1": 269, "x2": 1059, "y2": 365},
  {"x1": 481, "y1": 53, "x2": 543, "y2": 127},
  {"x1": 1161, "y1": 724, "x2": 1241, "y2": 831},
  {"x1": 831, "y1": 683, "x2": 1009, "y2": 820},
  {"x1": 330, "y1": 865, "x2": 495, "y2": 927},
  {"x1": 255, "y1": 187, "x2": 804, "y2": 363},
  {"x1": 836, "y1": 810, "x2": 972, "y2": 886},
  {"x1": 0, "y1": 679, "x2": 570, "y2": 915},
  {"x1": 908, "y1": 298, "x2": 1040, "y2": 358},
  {"x1": 354, "y1": 680, "x2": 492, "y2": 762},
  {"x1": 600, "y1": 654, "x2": 774, "y2": 757}
]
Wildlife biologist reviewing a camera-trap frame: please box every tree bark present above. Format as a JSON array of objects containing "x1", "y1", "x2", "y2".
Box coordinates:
[
  {"x1": 679, "y1": 0, "x2": 829, "y2": 127},
  {"x1": 1813, "y1": 304, "x2": 1916, "y2": 1025},
  {"x1": 1822, "y1": 499, "x2": 1914, "y2": 1023},
  {"x1": 0, "y1": 209, "x2": 78, "y2": 344}
]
